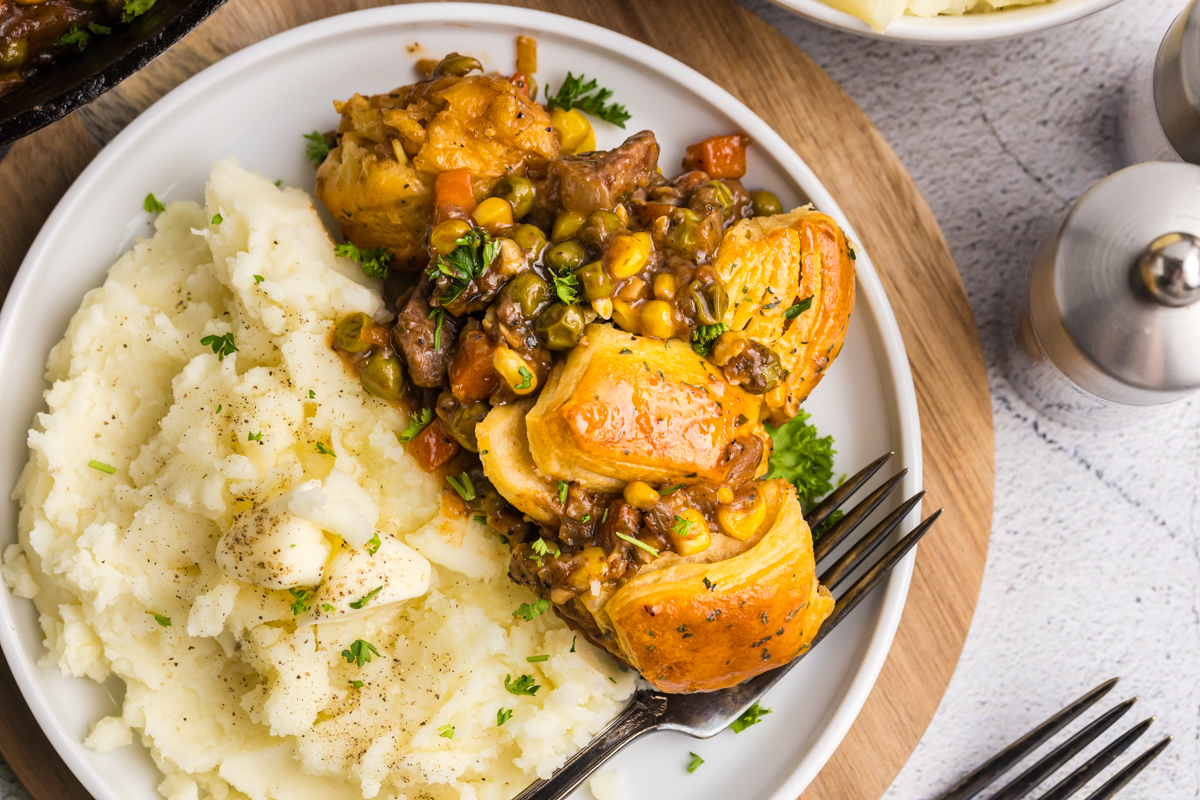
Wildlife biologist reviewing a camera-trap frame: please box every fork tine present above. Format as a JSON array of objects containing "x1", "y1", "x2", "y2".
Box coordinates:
[
  {"x1": 812, "y1": 469, "x2": 908, "y2": 563},
  {"x1": 1080, "y1": 735, "x2": 1172, "y2": 800},
  {"x1": 935, "y1": 678, "x2": 1120, "y2": 800},
  {"x1": 1036, "y1": 717, "x2": 1155, "y2": 800},
  {"x1": 819, "y1": 490, "x2": 925, "y2": 591},
  {"x1": 807, "y1": 509, "x2": 941, "y2": 652},
  {"x1": 805, "y1": 451, "x2": 893, "y2": 530},
  {"x1": 987, "y1": 698, "x2": 1137, "y2": 800}
]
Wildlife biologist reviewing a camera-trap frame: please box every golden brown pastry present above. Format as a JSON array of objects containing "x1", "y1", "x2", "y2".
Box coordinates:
[{"x1": 525, "y1": 324, "x2": 768, "y2": 492}]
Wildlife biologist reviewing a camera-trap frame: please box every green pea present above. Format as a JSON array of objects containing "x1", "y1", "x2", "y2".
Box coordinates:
[
  {"x1": 689, "y1": 282, "x2": 729, "y2": 326},
  {"x1": 432, "y1": 53, "x2": 482, "y2": 77},
  {"x1": 359, "y1": 350, "x2": 407, "y2": 400},
  {"x1": 544, "y1": 240, "x2": 587, "y2": 272},
  {"x1": 446, "y1": 402, "x2": 490, "y2": 452},
  {"x1": 535, "y1": 304, "x2": 586, "y2": 350},
  {"x1": 493, "y1": 176, "x2": 535, "y2": 220},
  {"x1": 503, "y1": 273, "x2": 552, "y2": 318},
  {"x1": 750, "y1": 190, "x2": 783, "y2": 217},
  {"x1": 511, "y1": 224, "x2": 548, "y2": 259},
  {"x1": 334, "y1": 312, "x2": 374, "y2": 354},
  {"x1": 575, "y1": 261, "x2": 613, "y2": 301},
  {"x1": 576, "y1": 211, "x2": 625, "y2": 249}
]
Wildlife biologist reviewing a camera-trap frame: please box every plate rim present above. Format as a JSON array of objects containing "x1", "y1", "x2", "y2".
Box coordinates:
[{"x1": 0, "y1": 4, "x2": 922, "y2": 799}]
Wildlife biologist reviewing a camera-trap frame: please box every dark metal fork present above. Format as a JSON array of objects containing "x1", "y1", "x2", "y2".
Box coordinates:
[
  {"x1": 514, "y1": 452, "x2": 940, "y2": 800},
  {"x1": 935, "y1": 678, "x2": 1171, "y2": 800}
]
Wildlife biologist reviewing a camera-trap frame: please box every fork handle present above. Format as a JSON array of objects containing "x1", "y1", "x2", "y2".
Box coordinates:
[{"x1": 512, "y1": 689, "x2": 668, "y2": 800}]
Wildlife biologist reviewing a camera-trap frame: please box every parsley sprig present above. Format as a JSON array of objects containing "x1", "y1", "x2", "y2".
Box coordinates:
[
  {"x1": 121, "y1": 0, "x2": 156, "y2": 23},
  {"x1": 546, "y1": 73, "x2": 631, "y2": 128},
  {"x1": 783, "y1": 295, "x2": 814, "y2": 320},
  {"x1": 400, "y1": 408, "x2": 434, "y2": 442},
  {"x1": 730, "y1": 701, "x2": 771, "y2": 733},
  {"x1": 446, "y1": 472, "x2": 476, "y2": 502},
  {"x1": 201, "y1": 332, "x2": 237, "y2": 361},
  {"x1": 764, "y1": 410, "x2": 837, "y2": 510},
  {"x1": 342, "y1": 639, "x2": 380, "y2": 668},
  {"x1": 671, "y1": 514, "x2": 694, "y2": 539},
  {"x1": 497, "y1": 708, "x2": 514, "y2": 726},
  {"x1": 504, "y1": 674, "x2": 541, "y2": 696},
  {"x1": 303, "y1": 130, "x2": 331, "y2": 166},
  {"x1": 548, "y1": 266, "x2": 579, "y2": 305},
  {"x1": 349, "y1": 586, "x2": 383, "y2": 610},
  {"x1": 427, "y1": 228, "x2": 499, "y2": 304},
  {"x1": 513, "y1": 598, "x2": 550, "y2": 622},
  {"x1": 336, "y1": 242, "x2": 391, "y2": 279},
  {"x1": 615, "y1": 531, "x2": 659, "y2": 557},
  {"x1": 288, "y1": 588, "x2": 311, "y2": 616},
  {"x1": 687, "y1": 752, "x2": 705, "y2": 773}
]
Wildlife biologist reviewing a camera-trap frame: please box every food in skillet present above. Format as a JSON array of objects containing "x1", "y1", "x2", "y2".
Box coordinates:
[
  {"x1": 0, "y1": 0, "x2": 158, "y2": 97},
  {"x1": 317, "y1": 45, "x2": 856, "y2": 693}
]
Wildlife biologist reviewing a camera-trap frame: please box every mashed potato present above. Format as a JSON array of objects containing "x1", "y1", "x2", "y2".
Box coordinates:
[
  {"x1": 5, "y1": 159, "x2": 634, "y2": 800},
  {"x1": 825, "y1": 0, "x2": 1057, "y2": 31}
]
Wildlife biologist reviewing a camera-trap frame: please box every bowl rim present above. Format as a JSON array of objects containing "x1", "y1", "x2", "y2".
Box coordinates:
[
  {"x1": 0, "y1": 5, "x2": 923, "y2": 799},
  {"x1": 764, "y1": 0, "x2": 1126, "y2": 42}
]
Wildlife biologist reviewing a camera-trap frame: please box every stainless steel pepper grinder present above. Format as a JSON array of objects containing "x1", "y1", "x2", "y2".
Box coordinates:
[
  {"x1": 1121, "y1": 0, "x2": 1200, "y2": 165},
  {"x1": 1006, "y1": 162, "x2": 1200, "y2": 429}
]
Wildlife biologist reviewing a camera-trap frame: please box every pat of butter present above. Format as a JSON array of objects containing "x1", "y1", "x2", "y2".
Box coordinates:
[
  {"x1": 216, "y1": 496, "x2": 331, "y2": 590},
  {"x1": 297, "y1": 535, "x2": 430, "y2": 624},
  {"x1": 288, "y1": 470, "x2": 379, "y2": 549}
]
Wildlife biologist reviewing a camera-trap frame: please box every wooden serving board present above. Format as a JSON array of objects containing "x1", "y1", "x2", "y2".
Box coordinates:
[{"x1": 0, "y1": 1, "x2": 995, "y2": 798}]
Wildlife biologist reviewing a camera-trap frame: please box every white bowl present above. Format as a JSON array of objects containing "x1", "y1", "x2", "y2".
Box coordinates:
[
  {"x1": 767, "y1": 0, "x2": 1126, "y2": 42},
  {"x1": 0, "y1": 5, "x2": 921, "y2": 800}
]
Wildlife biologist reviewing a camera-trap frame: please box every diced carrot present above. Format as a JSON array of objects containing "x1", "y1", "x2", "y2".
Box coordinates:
[
  {"x1": 434, "y1": 169, "x2": 477, "y2": 221},
  {"x1": 408, "y1": 420, "x2": 461, "y2": 473},
  {"x1": 450, "y1": 328, "x2": 500, "y2": 404},
  {"x1": 681, "y1": 134, "x2": 752, "y2": 179},
  {"x1": 509, "y1": 72, "x2": 533, "y2": 99}
]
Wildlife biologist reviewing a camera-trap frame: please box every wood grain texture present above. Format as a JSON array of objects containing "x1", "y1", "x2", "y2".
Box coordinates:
[{"x1": 0, "y1": 2, "x2": 994, "y2": 799}]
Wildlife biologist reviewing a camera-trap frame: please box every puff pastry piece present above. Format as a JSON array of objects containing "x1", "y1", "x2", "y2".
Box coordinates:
[
  {"x1": 476, "y1": 399, "x2": 560, "y2": 526},
  {"x1": 600, "y1": 480, "x2": 833, "y2": 692},
  {"x1": 525, "y1": 324, "x2": 768, "y2": 492},
  {"x1": 713, "y1": 206, "x2": 856, "y2": 423}
]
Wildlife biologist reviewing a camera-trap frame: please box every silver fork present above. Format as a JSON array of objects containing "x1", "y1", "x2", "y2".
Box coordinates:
[
  {"x1": 514, "y1": 452, "x2": 941, "y2": 800},
  {"x1": 935, "y1": 678, "x2": 1172, "y2": 800}
]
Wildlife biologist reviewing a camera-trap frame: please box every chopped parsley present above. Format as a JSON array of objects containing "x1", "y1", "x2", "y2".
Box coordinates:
[
  {"x1": 783, "y1": 295, "x2": 814, "y2": 320},
  {"x1": 687, "y1": 752, "x2": 705, "y2": 773},
  {"x1": 764, "y1": 410, "x2": 836, "y2": 510},
  {"x1": 247, "y1": 431, "x2": 262, "y2": 442},
  {"x1": 615, "y1": 531, "x2": 659, "y2": 557},
  {"x1": 322, "y1": 603, "x2": 335, "y2": 613},
  {"x1": 570, "y1": 637, "x2": 576, "y2": 653},
  {"x1": 349, "y1": 586, "x2": 383, "y2": 610},
  {"x1": 438, "y1": 724, "x2": 454, "y2": 739},
  {"x1": 515, "y1": 366, "x2": 533, "y2": 391},
  {"x1": 308, "y1": 389, "x2": 315, "y2": 398},
  {"x1": 200, "y1": 332, "x2": 237, "y2": 361},
  {"x1": 659, "y1": 484, "x2": 685, "y2": 495},
  {"x1": 446, "y1": 472, "x2": 476, "y2": 502},
  {"x1": 212, "y1": 213, "x2": 223, "y2": 225},
  {"x1": 152, "y1": 613, "x2": 171, "y2": 627},
  {"x1": 427, "y1": 227, "x2": 499, "y2": 304},
  {"x1": 366, "y1": 532, "x2": 381, "y2": 555},
  {"x1": 848, "y1": 245, "x2": 857, "y2": 261},
  {"x1": 504, "y1": 674, "x2": 541, "y2": 696},
  {"x1": 336, "y1": 242, "x2": 391, "y2": 279},
  {"x1": 303, "y1": 130, "x2": 331, "y2": 166},
  {"x1": 121, "y1": 0, "x2": 156, "y2": 23},
  {"x1": 703, "y1": 577, "x2": 717, "y2": 591},
  {"x1": 143, "y1": 193, "x2": 166, "y2": 213},
  {"x1": 671, "y1": 514, "x2": 694, "y2": 538},
  {"x1": 351, "y1": 680, "x2": 364, "y2": 689},
  {"x1": 88, "y1": 460, "x2": 117, "y2": 474},
  {"x1": 513, "y1": 598, "x2": 550, "y2": 621},
  {"x1": 314, "y1": 441, "x2": 334, "y2": 456},
  {"x1": 557, "y1": 481, "x2": 569, "y2": 506},
  {"x1": 288, "y1": 588, "x2": 310, "y2": 616},
  {"x1": 546, "y1": 72, "x2": 631, "y2": 128},
  {"x1": 400, "y1": 408, "x2": 434, "y2": 442},
  {"x1": 526, "y1": 654, "x2": 549, "y2": 663},
  {"x1": 548, "y1": 265, "x2": 579, "y2": 304},
  {"x1": 691, "y1": 323, "x2": 727, "y2": 356},
  {"x1": 428, "y1": 308, "x2": 445, "y2": 349},
  {"x1": 497, "y1": 708, "x2": 513, "y2": 726},
  {"x1": 530, "y1": 538, "x2": 561, "y2": 562},
  {"x1": 342, "y1": 639, "x2": 380, "y2": 668},
  {"x1": 730, "y1": 701, "x2": 771, "y2": 733}
]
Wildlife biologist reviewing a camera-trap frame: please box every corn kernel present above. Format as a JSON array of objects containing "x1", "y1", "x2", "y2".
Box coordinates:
[
  {"x1": 471, "y1": 197, "x2": 514, "y2": 231},
  {"x1": 716, "y1": 486, "x2": 735, "y2": 504},
  {"x1": 614, "y1": 204, "x2": 630, "y2": 225},
  {"x1": 552, "y1": 211, "x2": 587, "y2": 242},
  {"x1": 605, "y1": 232, "x2": 653, "y2": 279},
  {"x1": 492, "y1": 346, "x2": 537, "y2": 396},
  {"x1": 623, "y1": 480, "x2": 659, "y2": 511},
  {"x1": 669, "y1": 508, "x2": 712, "y2": 555},
  {"x1": 652, "y1": 273, "x2": 677, "y2": 301},
  {"x1": 717, "y1": 490, "x2": 769, "y2": 542},
  {"x1": 567, "y1": 546, "x2": 608, "y2": 590},
  {"x1": 550, "y1": 107, "x2": 593, "y2": 153},
  {"x1": 610, "y1": 299, "x2": 641, "y2": 334},
  {"x1": 593, "y1": 297, "x2": 613, "y2": 319},
  {"x1": 430, "y1": 219, "x2": 473, "y2": 255},
  {"x1": 641, "y1": 300, "x2": 675, "y2": 340}
]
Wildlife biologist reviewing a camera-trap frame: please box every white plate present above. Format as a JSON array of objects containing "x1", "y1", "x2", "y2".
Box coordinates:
[
  {"x1": 0, "y1": 5, "x2": 921, "y2": 800},
  {"x1": 768, "y1": 0, "x2": 1124, "y2": 43}
]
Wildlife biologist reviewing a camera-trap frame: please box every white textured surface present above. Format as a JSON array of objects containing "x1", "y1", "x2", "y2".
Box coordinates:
[
  {"x1": 1, "y1": 2, "x2": 1197, "y2": 799},
  {"x1": 740, "y1": 0, "x2": 1200, "y2": 798}
]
